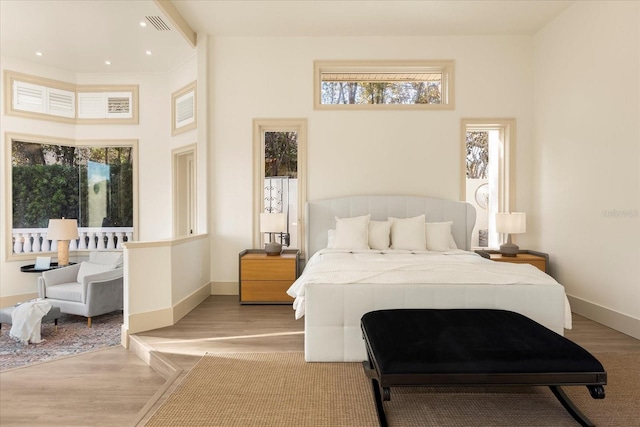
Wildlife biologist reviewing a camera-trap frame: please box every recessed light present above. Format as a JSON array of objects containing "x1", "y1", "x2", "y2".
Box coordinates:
[
  {"x1": 145, "y1": 50, "x2": 152, "y2": 55},
  {"x1": 105, "y1": 60, "x2": 111, "y2": 65},
  {"x1": 35, "y1": 51, "x2": 43, "y2": 56},
  {"x1": 139, "y1": 21, "x2": 147, "y2": 27}
]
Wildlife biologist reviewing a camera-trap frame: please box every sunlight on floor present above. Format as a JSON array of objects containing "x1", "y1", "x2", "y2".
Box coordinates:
[{"x1": 137, "y1": 330, "x2": 305, "y2": 357}]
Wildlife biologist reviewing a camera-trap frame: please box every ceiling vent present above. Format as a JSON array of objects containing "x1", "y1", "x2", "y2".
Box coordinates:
[{"x1": 146, "y1": 16, "x2": 170, "y2": 31}]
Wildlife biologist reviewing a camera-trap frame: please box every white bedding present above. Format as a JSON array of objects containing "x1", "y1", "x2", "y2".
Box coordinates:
[{"x1": 287, "y1": 249, "x2": 572, "y2": 329}]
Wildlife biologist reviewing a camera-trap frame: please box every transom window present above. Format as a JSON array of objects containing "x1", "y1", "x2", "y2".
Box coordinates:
[{"x1": 315, "y1": 60, "x2": 454, "y2": 109}]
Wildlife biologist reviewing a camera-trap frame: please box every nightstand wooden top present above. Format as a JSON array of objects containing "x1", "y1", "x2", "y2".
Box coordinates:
[
  {"x1": 240, "y1": 249, "x2": 299, "y2": 260},
  {"x1": 486, "y1": 253, "x2": 544, "y2": 261}
]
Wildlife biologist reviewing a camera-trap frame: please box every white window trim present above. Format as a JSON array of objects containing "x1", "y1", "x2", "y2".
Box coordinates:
[
  {"x1": 252, "y1": 119, "x2": 307, "y2": 257},
  {"x1": 460, "y1": 118, "x2": 516, "y2": 248},
  {"x1": 172, "y1": 81, "x2": 197, "y2": 136},
  {"x1": 172, "y1": 143, "x2": 198, "y2": 237},
  {"x1": 314, "y1": 60, "x2": 455, "y2": 110}
]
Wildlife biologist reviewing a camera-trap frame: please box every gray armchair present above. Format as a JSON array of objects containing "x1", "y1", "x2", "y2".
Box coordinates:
[{"x1": 37, "y1": 252, "x2": 124, "y2": 327}]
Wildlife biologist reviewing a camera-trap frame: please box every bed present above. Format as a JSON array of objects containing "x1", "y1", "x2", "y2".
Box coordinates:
[{"x1": 287, "y1": 195, "x2": 571, "y2": 362}]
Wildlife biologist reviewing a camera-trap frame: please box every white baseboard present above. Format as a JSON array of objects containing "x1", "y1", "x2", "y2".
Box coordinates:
[
  {"x1": 567, "y1": 295, "x2": 640, "y2": 340},
  {"x1": 127, "y1": 307, "x2": 174, "y2": 335},
  {"x1": 173, "y1": 283, "x2": 211, "y2": 323},
  {"x1": 126, "y1": 282, "x2": 211, "y2": 335},
  {"x1": 211, "y1": 281, "x2": 238, "y2": 295}
]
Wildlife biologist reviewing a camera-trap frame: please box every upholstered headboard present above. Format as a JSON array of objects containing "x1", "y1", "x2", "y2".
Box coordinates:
[{"x1": 305, "y1": 195, "x2": 476, "y2": 258}]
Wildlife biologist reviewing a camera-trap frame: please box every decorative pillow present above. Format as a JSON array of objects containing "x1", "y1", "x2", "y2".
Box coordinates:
[
  {"x1": 333, "y1": 215, "x2": 370, "y2": 249},
  {"x1": 368, "y1": 220, "x2": 391, "y2": 250},
  {"x1": 327, "y1": 229, "x2": 336, "y2": 248},
  {"x1": 389, "y1": 215, "x2": 426, "y2": 250},
  {"x1": 448, "y1": 234, "x2": 458, "y2": 250},
  {"x1": 77, "y1": 261, "x2": 118, "y2": 283},
  {"x1": 425, "y1": 221, "x2": 456, "y2": 251}
]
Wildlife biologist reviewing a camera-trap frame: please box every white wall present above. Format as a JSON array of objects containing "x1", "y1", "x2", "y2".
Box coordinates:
[
  {"x1": 0, "y1": 57, "x2": 179, "y2": 302},
  {"x1": 209, "y1": 35, "x2": 535, "y2": 285},
  {"x1": 532, "y1": 1, "x2": 640, "y2": 337}
]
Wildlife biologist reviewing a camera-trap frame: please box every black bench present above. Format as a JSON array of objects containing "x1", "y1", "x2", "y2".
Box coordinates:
[{"x1": 361, "y1": 309, "x2": 606, "y2": 427}]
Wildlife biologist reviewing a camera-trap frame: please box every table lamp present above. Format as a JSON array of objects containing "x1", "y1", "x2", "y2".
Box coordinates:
[
  {"x1": 495, "y1": 212, "x2": 526, "y2": 257},
  {"x1": 47, "y1": 218, "x2": 79, "y2": 266},
  {"x1": 260, "y1": 213, "x2": 287, "y2": 256}
]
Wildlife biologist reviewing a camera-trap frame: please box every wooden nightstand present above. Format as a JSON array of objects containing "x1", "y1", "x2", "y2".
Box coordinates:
[
  {"x1": 475, "y1": 250, "x2": 549, "y2": 273},
  {"x1": 239, "y1": 249, "x2": 300, "y2": 304}
]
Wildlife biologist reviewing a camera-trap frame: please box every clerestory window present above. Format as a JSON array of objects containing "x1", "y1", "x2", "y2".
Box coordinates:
[{"x1": 314, "y1": 60, "x2": 454, "y2": 110}]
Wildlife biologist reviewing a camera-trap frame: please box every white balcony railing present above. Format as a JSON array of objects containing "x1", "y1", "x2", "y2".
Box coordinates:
[{"x1": 12, "y1": 227, "x2": 134, "y2": 255}]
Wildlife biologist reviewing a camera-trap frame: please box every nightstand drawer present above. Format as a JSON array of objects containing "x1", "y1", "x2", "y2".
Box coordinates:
[
  {"x1": 502, "y1": 258, "x2": 546, "y2": 272},
  {"x1": 240, "y1": 280, "x2": 295, "y2": 302},
  {"x1": 239, "y1": 249, "x2": 300, "y2": 304},
  {"x1": 241, "y1": 259, "x2": 296, "y2": 281}
]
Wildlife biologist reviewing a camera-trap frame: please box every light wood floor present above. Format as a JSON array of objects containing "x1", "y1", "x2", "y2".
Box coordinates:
[{"x1": 1, "y1": 295, "x2": 638, "y2": 426}]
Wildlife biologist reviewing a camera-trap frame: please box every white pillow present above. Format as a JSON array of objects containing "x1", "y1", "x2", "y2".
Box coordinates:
[
  {"x1": 368, "y1": 220, "x2": 391, "y2": 250},
  {"x1": 425, "y1": 221, "x2": 457, "y2": 251},
  {"x1": 327, "y1": 229, "x2": 336, "y2": 248},
  {"x1": 389, "y1": 215, "x2": 426, "y2": 250},
  {"x1": 333, "y1": 215, "x2": 370, "y2": 249},
  {"x1": 77, "y1": 261, "x2": 117, "y2": 283}
]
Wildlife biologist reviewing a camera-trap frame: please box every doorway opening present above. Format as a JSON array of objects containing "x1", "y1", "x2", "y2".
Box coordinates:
[
  {"x1": 253, "y1": 119, "x2": 307, "y2": 255},
  {"x1": 173, "y1": 144, "x2": 197, "y2": 236},
  {"x1": 461, "y1": 119, "x2": 515, "y2": 249}
]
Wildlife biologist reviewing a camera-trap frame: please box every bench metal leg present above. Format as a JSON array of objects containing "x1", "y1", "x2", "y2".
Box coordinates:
[
  {"x1": 549, "y1": 385, "x2": 598, "y2": 427},
  {"x1": 362, "y1": 361, "x2": 389, "y2": 427},
  {"x1": 370, "y1": 377, "x2": 388, "y2": 427}
]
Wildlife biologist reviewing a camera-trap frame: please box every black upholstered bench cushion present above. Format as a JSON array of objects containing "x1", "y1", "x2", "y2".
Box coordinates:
[{"x1": 361, "y1": 309, "x2": 604, "y2": 376}]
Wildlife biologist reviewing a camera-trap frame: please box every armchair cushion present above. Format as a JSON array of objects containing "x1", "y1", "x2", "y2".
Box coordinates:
[
  {"x1": 77, "y1": 262, "x2": 118, "y2": 283},
  {"x1": 46, "y1": 283, "x2": 84, "y2": 302}
]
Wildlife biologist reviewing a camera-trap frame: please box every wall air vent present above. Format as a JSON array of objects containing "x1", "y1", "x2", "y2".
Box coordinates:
[{"x1": 146, "y1": 15, "x2": 170, "y2": 31}]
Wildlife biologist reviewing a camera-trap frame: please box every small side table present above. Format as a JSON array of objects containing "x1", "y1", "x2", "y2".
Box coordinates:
[
  {"x1": 20, "y1": 262, "x2": 76, "y2": 273},
  {"x1": 475, "y1": 250, "x2": 548, "y2": 273},
  {"x1": 239, "y1": 249, "x2": 300, "y2": 304}
]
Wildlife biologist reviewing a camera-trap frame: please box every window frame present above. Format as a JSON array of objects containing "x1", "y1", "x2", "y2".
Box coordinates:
[
  {"x1": 4, "y1": 70, "x2": 139, "y2": 125},
  {"x1": 5, "y1": 132, "x2": 139, "y2": 261},
  {"x1": 460, "y1": 118, "x2": 516, "y2": 249},
  {"x1": 314, "y1": 60, "x2": 455, "y2": 110},
  {"x1": 252, "y1": 119, "x2": 307, "y2": 257},
  {"x1": 171, "y1": 81, "x2": 197, "y2": 136}
]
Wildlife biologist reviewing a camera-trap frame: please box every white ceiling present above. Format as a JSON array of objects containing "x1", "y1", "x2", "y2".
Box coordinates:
[{"x1": 0, "y1": 0, "x2": 574, "y2": 75}]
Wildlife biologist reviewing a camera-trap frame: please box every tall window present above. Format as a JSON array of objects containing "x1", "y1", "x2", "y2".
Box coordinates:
[
  {"x1": 315, "y1": 60, "x2": 454, "y2": 109},
  {"x1": 253, "y1": 119, "x2": 307, "y2": 255},
  {"x1": 8, "y1": 134, "x2": 136, "y2": 257},
  {"x1": 461, "y1": 119, "x2": 515, "y2": 249}
]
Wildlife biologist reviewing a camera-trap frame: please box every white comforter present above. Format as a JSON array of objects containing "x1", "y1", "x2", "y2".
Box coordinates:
[{"x1": 287, "y1": 249, "x2": 572, "y2": 328}]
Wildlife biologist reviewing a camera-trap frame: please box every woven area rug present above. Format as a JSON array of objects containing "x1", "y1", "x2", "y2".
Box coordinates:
[
  {"x1": 0, "y1": 311, "x2": 122, "y2": 371},
  {"x1": 144, "y1": 352, "x2": 640, "y2": 427}
]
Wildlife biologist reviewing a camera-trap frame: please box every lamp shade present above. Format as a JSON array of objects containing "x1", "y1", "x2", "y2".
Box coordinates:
[
  {"x1": 495, "y1": 212, "x2": 526, "y2": 234},
  {"x1": 47, "y1": 218, "x2": 79, "y2": 240},
  {"x1": 260, "y1": 213, "x2": 287, "y2": 233}
]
